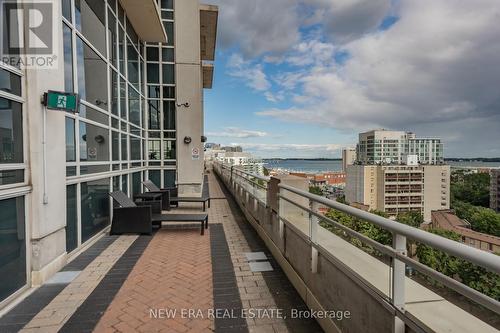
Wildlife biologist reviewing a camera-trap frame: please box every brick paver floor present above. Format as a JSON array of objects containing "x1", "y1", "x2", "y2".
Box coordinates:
[{"x1": 93, "y1": 228, "x2": 213, "y2": 333}]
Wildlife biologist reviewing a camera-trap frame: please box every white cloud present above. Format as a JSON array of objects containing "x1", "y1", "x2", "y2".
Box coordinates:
[
  {"x1": 231, "y1": 143, "x2": 345, "y2": 158},
  {"x1": 211, "y1": 0, "x2": 301, "y2": 57},
  {"x1": 257, "y1": 0, "x2": 500, "y2": 156},
  {"x1": 206, "y1": 127, "x2": 269, "y2": 139},
  {"x1": 227, "y1": 54, "x2": 271, "y2": 91}
]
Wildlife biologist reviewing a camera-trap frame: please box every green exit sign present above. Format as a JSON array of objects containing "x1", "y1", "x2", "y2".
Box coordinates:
[{"x1": 43, "y1": 91, "x2": 79, "y2": 113}]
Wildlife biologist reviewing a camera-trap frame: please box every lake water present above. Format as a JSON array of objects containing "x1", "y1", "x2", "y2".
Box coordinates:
[{"x1": 263, "y1": 159, "x2": 500, "y2": 173}]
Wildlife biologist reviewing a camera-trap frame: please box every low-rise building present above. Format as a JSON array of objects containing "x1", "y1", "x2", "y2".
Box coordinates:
[
  {"x1": 431, "y1": 210, "x2": 500, "y2": 253},
  {"x1": 346, "y1": 164, "x2": 450, "y2": 221},
  {"x1": 219, "y1": 152, "x2": 264, "y2": 175}
]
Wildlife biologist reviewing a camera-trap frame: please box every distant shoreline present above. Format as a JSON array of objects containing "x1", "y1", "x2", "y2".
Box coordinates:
[{"x1": 262, "y1": 158, "x2": 500, "y2": 162}]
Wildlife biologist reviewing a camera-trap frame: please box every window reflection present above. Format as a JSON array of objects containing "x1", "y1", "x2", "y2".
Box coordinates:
[
  {"x1": 76, "y1": 37, "x2": 108, "y2": 109},
  {"x1": 0, "y1": 69, "x2": 21, "y2": 96},
  {"x1": 65, "y1": 117, "x2": 76, "y2": 162},
  {"x1": 79, "y1": 122, "x2": 109, "y2": 161},
  {"x1": 81, "y1": 179, "x2": 109, "y2": 242},
  {"x1": 0, "y1": 97, "x2": 23, "y2": 164},
  {"x1": 66, "y1": 185, "x2": 78, "y2": 252},
  {"x1": 63, "y1": 24, "x2": 74, "y2": 93},
  {"x1": 75, "y1": 0, "x2": 106, "y2": 55},
  {"x1": 0, "y1": 197, "x2": 26, "y2": 302}
]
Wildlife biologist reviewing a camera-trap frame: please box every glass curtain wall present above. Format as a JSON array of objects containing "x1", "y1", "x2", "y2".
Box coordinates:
[
  {"x1": 0, "y1": 7, "x2": 27, "y2": 303},
  {"x1": 63, "y1": 0, "x2": 147, "y2": 253},
  {"x1": 146, "y1": 0, "x2": 176, "y2": 187}
]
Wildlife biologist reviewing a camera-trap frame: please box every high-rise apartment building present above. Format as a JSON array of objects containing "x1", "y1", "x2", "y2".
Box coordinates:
[
  {"x1": 342, "y1": 147, "x2": 356, "y2": 172},
  {"x1": 356, "y1": 129, "x2": 444, "y2": 165},
  {"x1": 347, "y1": 130, "x2": 449, "y2": 221},
  {"x1": 491, "y1": 169, "x2": 500, "y2": 212},
  {"x1": 0, "y1": 0, "x2": 217, "y2": 307}
]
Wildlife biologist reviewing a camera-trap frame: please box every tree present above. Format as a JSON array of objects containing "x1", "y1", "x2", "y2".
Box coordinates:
[
  {"x1": 396, "y1": 211, "x2": 424, "y2": 228},
  {"x1": 309, "y1": 186, "x2": 323, "y2": 196},
  {"x1": 451, "y1": 171, "x2": 490, "y2": 207},
  {"x1": 416, "y1": 229, "x2": 500, "y2": 299},
  {"x1": 453, "y1": 201, "x2": 500, "y2": 237}
]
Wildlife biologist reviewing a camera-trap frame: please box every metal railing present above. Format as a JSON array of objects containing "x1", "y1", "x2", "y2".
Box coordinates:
[{"x1": 213, "y1": 161, "x2": 500, "y2": 322}]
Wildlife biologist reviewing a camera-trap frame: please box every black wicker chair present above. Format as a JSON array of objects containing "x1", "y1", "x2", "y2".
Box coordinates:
[
  {"x1": 109, "y1": 191, "x2": 209, "y2": 235},
  {"x1": 142, "y1": 180, "x2": 176, "y2": 209}
]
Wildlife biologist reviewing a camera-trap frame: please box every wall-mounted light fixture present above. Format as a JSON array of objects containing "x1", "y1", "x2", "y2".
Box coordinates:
[
  {"x1": 201, "y1": 135, "x2": 207, "y2": 143},
  {"x1": 184, "y1": 136, "x2": 192, "y2": 144},
  {"x1": 94, "y1": 135, "x2": 106, "y2": 144},
  {"x1": 176, "y1": 102, "x2": 190, "y2": 108}
]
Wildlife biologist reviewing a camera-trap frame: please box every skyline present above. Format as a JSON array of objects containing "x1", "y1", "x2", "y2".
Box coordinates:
[{"x1": 204, "y1": 0, "x2": 500, "y2": 159}]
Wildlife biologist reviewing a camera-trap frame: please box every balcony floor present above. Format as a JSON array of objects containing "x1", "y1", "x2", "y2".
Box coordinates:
[{"x1": 0, "y1": 173, "x2": 323, "y2": 333}]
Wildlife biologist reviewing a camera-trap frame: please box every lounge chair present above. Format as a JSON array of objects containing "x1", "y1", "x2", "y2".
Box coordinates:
[
  {"x1": 109, "y1": 191, "x2": 209, "y2": 235},
  {"x1": 143, "y1": 180, "x2": 211, "y2": 211}
]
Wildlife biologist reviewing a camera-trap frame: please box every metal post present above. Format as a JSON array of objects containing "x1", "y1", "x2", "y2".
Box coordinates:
[
  {"x1": 392, "y1": 233, "x2": 406, "y2": 333},
  {"x1": 278, "y1": 187, "x2": 284, "y2": 239},
  {"x1": 310, "y1": 201, "x2": 319, "y2": 273},
  {"x1": 42, "y1": 105, "x2": 48, "y2": 204}
]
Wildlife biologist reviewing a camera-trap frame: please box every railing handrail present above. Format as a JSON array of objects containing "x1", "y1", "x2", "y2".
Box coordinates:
[
  {"x1": 279, "y1": 183, "x2": 500, "y2": 275},
  {"x1": 217, "y1": 162, "x2": 270, "y2": 182}
]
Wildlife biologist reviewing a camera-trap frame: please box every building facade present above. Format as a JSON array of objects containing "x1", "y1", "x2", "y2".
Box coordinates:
[
  {"x1": 342, "y1": 147, "x2": 356, "y2": 172},
  {"x1": 356, "y1": 129, "x2": 444, "y2": 165},
  {"x1": 0, "y1": 0, "x2": 217, "y2": 308},
  {"x1": 346, "y1": 164, "x2": 450, "y2": 221},
  {"x1": 219, "y1": 152, "x2": 264, "y2": 175},
  {"x1": 431, "y1": 210, "x2": 500, "y2": 253},
  {"x1": 491, "y1": 169, "x2": 500, "y2": 213}
]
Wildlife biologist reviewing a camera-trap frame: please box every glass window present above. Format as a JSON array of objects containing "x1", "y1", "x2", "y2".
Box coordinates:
[
  {"x1": 146, "y1": 47, "x2": 159, "y2": 61},
  {"x1": 76, "y1": 38, "x2": 108, "y2": 109},
  {"x1": 118, "y1": 27, "x2": 125, "y2": 74},
  {"x1": 130, "y1": 136, "x2": 141, "y2": 160},
  {"x1": 111, "y1": 131, "x2": 119, "y2": 161},
  {"x1": 163, "y1": 86, "x2": 175, "y2": 99},
  {"x1": 113, "y1": 175, "x2": 119, "y2": 190},
  {"x1": 0, "y1": 170, "x2": 24, "y2": 185},
  {"x1": 148, "y1": 86, "x2": 160, "y2": 98},
  {"x1": 62, "y1": 0, "x2": 72, "y2": 21},
  {"x1": 148, "y1": 140, "x2": 160, "y2": 160},
  {"x1": 128, "y1": 45, "x2": 139, "y2": 89},
  {"x1": 0, "y1": 69, "x2": 21, "y2": 96},
  {"x1": 79, "y1": 104, "x2": 108, "y2": 125},
  {"x1": 121, "y1": 174, "x2": 128, "y2": 194},
  {"x1": 111, "y1": 70, "x2": 118, "y2": 115},
  {"x1": 163, "y1": 101, "x2": 175, "y2": 130},
  {"x1": 0, "y1": 98, "x2": 23, "y2": 164},
  {"x1": 119, "y1": 80, "x2": 126, "y2": 119},
  {"x1": 164, "y1": 169, "x2": 176, "y2": 187},
  {"x1": 108, "y1": 9, "x2": 117, "y2": 68},
  {"x1": 147, "y1": 63, "x2": 159, "y2": 83},
  {"x1": 75, "y1": 0, "x2": 106, "y2": 55},
  {"x1": 0, "y1": 197, "x2": 26, "y2": 302},
  {"x1": 132, "y1": 172, "x2": 141, "y2": 196},
  {"x1": 62, "y1": 24, "x2": 73, "y2": 93},
  {"x1": 162, "y1": 64, "x2": 175, "y2": 84},
  {"x1": 148, "y1": 100, "x2": 160, "y2": 130},
  {"x1": 126, "y1": 18, "x2": 138, "y2": 46},
  {"x1": 161, "y1": 11, "x2": 174, "y2": 20},
  {"x1": 121, "y1": 135, "x2": 128, "y2": 160},
  {"x1": 162, "y1": 48, "x2": 174, "y2": 62},
  {"x1": 65, "y1": 117, "x2": 75, "y2": 162},
  {"x1": 161, "y1": 0, "x2": 173, "y2": 10},
  {"x1": 149, "y1": 170, "x2": 160, "y2": 187},
  {"x1": 128, "y1": 86, "x2": 140, "y2": 126},
  {"x1": 163, "y1": 21, "x2": 174, "y2": 46},
  {"x1": 66, "y1": 185, "x2": 78, "y2": 252},
  {"x1": 79, "y1": 122, "x2": 109, "y2": 161},
  {"x1": 81, "y1": 179, "x2": 110, "y2": 242},
  {"x1": 164, "y1": 140, "x2": 176, "y2": 160}
]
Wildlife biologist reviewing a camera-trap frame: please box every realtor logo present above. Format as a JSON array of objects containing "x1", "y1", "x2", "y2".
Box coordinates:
[{"x1": 0, "y1": 0, "x2": 58, "y2": 68}]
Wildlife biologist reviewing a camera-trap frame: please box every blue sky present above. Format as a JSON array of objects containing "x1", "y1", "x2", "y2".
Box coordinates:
[{"x1": 204, "y1": 0, "x2": 500, "y2": 158}]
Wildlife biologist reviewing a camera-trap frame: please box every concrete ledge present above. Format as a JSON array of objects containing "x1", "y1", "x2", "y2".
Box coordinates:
[{"x1": 31, "y1": 252, "x2": 67, "y2": 286}]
